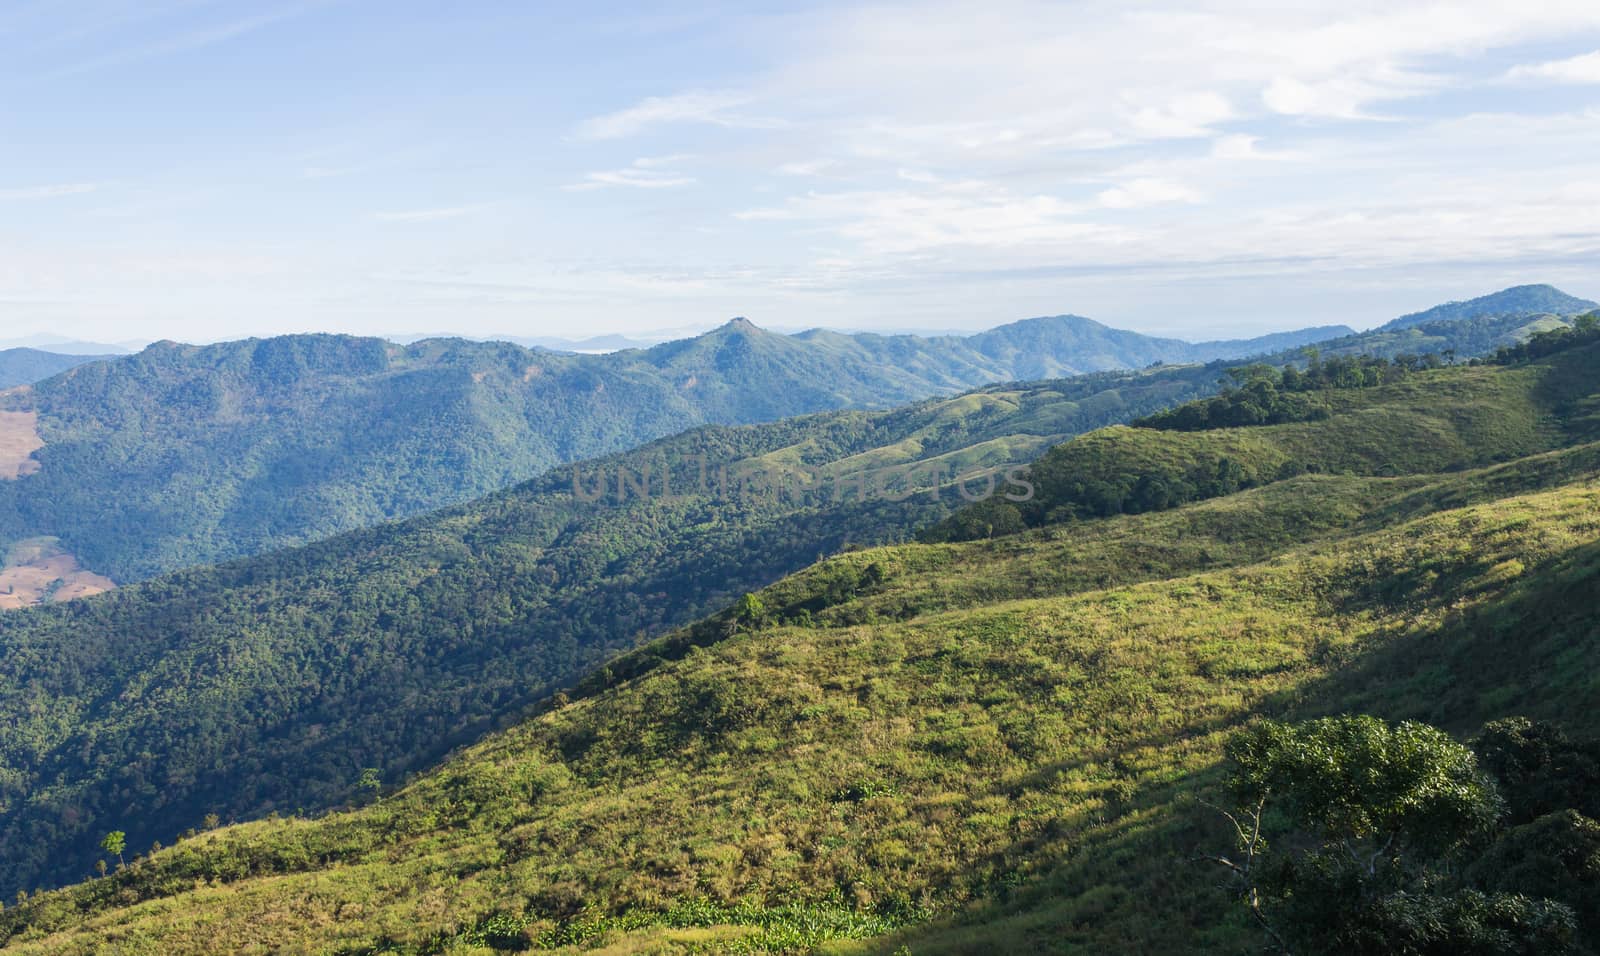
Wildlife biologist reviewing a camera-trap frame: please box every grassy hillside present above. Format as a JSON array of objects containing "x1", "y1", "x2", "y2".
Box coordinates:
[
  {"x1": 3, "y1": 440, "x2": 1597, "y2": 954},
  {"x1": 0, "y1": 316, "x2": 1339, "y2": 589},
  {"x1": 0, "y1": 366, "x2": 1226, "y2": 898},
  {"x1": 2, "y1": 345, "x2": 1598, "y2": 953}
]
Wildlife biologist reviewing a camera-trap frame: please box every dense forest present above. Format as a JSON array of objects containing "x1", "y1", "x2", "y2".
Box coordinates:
[{"x1": 4, "y1": 337, "x2": 1600, "y2": 953}]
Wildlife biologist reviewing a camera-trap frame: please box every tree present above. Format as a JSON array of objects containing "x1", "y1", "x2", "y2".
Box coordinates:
[
  {"x1": 1200, "y1": 716, "x2": 1582, "y2": 955},
  {"x1": 733, "y1": 593, "x2": 767, "y2": 630},
  {"x1": 99, "y1": 830, "x2": 126, "y2": 867},
  {"x1": 356, "y1": 768, "x2": 383, "y2": 803}
]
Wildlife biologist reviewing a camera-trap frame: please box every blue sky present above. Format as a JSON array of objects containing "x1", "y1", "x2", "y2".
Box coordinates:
[{"x1": 3, "y1": 0, "x2": 1600, "y2": 345}]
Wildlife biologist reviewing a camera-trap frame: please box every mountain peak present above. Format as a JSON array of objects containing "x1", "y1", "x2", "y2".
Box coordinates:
[
  {"x1": 719, "y1": 317, "x2": 763, "y2": 335},
  {"x1": 1384, "y1": 284, "x2": 1598, "y2": 331}
]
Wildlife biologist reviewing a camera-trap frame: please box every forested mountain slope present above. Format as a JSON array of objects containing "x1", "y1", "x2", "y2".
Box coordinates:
[
  {"x1": 5, "y1": 342, "x2": 1600, "y2": 954},
  {"x1": 0, "y1": 363, "x2": 1222, "y2": 897},
  {"x1": 0, "y1": 316, "x2": 1340, "y2": 589}
]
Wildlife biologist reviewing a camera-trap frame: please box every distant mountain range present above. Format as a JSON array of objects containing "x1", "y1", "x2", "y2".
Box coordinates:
[
  {"x1": 0, "y1": 349, "x2": 117, "y2": 389},
  {"x1": 0, "y1": 286, "x2": 1590, "y2": 594},
  {"x1": 0, "y1": 313, "x2": 1344, "y2": 586},
  {"x1": 0, "y1": 337, "x2": 136, "y2": 356}
]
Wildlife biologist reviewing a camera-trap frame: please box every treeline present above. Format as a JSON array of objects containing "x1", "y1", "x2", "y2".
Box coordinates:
[
  {"x1": 1132, "y1": 353, "x2": 1441, "y2": 432},
  {"x1": 1490, "y1": 312, "x2": 1600, "y2": 365}
]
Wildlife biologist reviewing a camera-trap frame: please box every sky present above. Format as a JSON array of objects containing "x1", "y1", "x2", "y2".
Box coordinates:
[{"x1": 2, "y1": 0, "x2": 1600, "y2": 346}]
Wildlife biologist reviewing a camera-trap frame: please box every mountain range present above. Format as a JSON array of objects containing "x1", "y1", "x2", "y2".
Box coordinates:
[
  {"x1": 0, "y1": 285, "x2": 1592, "y2": 903},
  {"x1": 3, "y1": 309, "x2": 1599, "y2": 953},
  {"x1": 0, "y1": 350, "x2": 117, "y2": 390},
  {"x1": 0, "y1": 313, "x2": 1345, "y2": 591}
]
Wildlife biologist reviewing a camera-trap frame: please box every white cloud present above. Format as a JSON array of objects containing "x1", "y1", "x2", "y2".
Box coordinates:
[
  {"x1": 1210, "y1": 135, "x2": 1305, "y2": 162},
  {"x1": 576, "y1": 91, "x2": 782, "y2": 140},
  {"x1": 776, "y1": 159, "x2": 838, "y2": 177},
  {"x1": 736, "y1": 180, "x2": 1129, "y2": 257},
  {"x1": 1098, "y1": 178, "x2": 1203, "y2": 209},
  {"x1": 1128, "y1": 92, "x2": 1234, "y2": 138},
  {"x1": 565, "y1": 156, "x2": 697, "y2": 190},
  {"x1": 35, "y1": 5, "x2": 314, "y2": 81},
  {"x1": 1504, "y1": 50, "x2": 1600, "y2": 84},
  {"x1": 0, "y1": 183, "x2": 98, "y2": 201}
]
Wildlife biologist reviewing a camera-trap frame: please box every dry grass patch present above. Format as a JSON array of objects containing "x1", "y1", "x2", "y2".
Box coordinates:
[
  {"x1": 0, "y1": 538, "x2": 115, "y2": 610},
  {"x1": 0, "y1": 408, "x2": 43, "y2": 479}
]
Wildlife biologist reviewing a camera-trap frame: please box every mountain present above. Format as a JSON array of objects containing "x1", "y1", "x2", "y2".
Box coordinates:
[
  {"x1": 0, "y1": 315, "x2": 1594, "y2": 904},
  {"x1": 1381, "y1": 283, "x2": 1596, "y2": 331},
  {"x1": 0, "y1": 350, "x2": 114, "y2": 389},
  {"x1": 0, "y1": 337, "x2": 134, "y2": 357},
  {"x1": 961, "y1": 315, "x2": 1352, "y2": 379},
  {"x1": 0, "y1": 315, "x2": 1348, "y2": 592},
  {"x1": 5, "y1": 335, "x2": 1599, "y2": 953}
]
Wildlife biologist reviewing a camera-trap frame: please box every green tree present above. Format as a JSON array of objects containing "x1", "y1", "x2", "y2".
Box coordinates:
[
  {"x1": 733, "y1": 593, "x2": 767, "y2": 630},
  {"x1": 1202, "y1": 716, "x2": 1581, "y2": 955},
  {"x1": 357, "y1": 768, "x2": 383, "y2": 799},
  {"x1": 99, "y1": 831, "x2": 126, "y2": 867}
]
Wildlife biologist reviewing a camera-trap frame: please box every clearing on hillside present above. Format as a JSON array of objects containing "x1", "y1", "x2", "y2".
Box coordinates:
[
  {"x1": 0, "y1": 538, "x2": 115, "y2": 610},
  {"x1": 0, "y1": 406, "x2": 43, "y2": 479}
]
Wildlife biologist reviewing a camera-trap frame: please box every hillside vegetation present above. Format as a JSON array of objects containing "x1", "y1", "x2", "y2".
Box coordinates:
[
  {"x1": 0, "y1": 366, "x2": 1225, "y2": 897},
  {"x1": 3, "y1": 342, "x2": 1599, "y2": 953}
]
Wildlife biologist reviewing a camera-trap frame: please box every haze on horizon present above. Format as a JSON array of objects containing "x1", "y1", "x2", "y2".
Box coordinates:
[{"x1": 3, "y1": 1, "x2": 1599, "y2": 345}]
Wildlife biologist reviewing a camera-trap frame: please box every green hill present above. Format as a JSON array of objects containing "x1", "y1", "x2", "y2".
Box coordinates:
[
  {"x1": 0, "y1": 317, "x2": 1343, "y2": 589},
  {"x1": 3, "y1": 343, "x2": 1599, "y2": 953}
]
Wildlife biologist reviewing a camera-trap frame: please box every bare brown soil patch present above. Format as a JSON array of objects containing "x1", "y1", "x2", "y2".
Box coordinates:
[
  {"x1": 0, "y1": 409, "x2": 43, "y2": 479},
  {"x1": 0, "y1": 539, "x2": 115, "y2": 610}
]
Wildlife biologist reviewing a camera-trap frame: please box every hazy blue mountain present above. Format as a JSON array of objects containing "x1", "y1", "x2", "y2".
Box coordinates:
[
  {"x1": 1381, "y1": 283, "x2": 1596, "y2": 331},
  {"x1": 0, "y1": 350, "x2": 116, "y2": 389}
]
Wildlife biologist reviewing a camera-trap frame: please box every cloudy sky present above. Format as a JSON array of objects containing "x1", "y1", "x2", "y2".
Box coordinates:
[{"x1": 3, "y1": 0, "x2": 1599, "y2": 344}]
